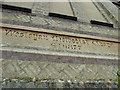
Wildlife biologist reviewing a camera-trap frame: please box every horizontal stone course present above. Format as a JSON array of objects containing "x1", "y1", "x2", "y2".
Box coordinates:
[
  {"x1": 2, "y1": 51, "x2": 118, "y2": 65},
  {"x1": 1, "y1": 59, "x2": 118, "y2": 81},
  {"x1": 1, "y1": 78, "x2": 118, "y2": 88},
  {"x1": 1, "y1": 10, "x2": 118, "y2": 38}
]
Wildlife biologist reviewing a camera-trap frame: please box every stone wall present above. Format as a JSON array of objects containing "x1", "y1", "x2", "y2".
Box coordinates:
[
  {"x1": 1, "y1": 59, "x2": 118, "y2": 88},
  {"x1": 2, "y1": 11, "x2": 118, "y2": 41},
  {"x1": 1, "y1": 59, "x2": 118, "y2": 80},
  {"x1": 1, "y1": 2, "x2": 119, "y2": 88},
  {"x1": 0, "y1": 78, "x2": 118, "y2": 88}
]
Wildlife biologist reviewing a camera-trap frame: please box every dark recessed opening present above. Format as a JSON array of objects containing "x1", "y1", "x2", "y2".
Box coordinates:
[
  {"x1": 90, "y1": 20, "x2": 113, "y2": 28},
  {"x1": 1, "y1": 4, "x2": 31, "y2": 13},
  {"x1": 112, "y1": 1, "x2": 120, "y2": 7},
  {"x1": 49, "y1": 12, "x2": 77, "y2": 21}
]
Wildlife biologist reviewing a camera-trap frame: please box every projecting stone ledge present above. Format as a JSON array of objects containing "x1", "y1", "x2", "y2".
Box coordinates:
[
  {"x1": 1, "y1": 10, "x2": 119, "y2": 42},
  {"x1": 1, "y1": 27, "x2": 119, "y2": 59}
]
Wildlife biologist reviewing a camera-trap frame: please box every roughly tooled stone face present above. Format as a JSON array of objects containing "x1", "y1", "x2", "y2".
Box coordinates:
[{"x1": 0, "y1": 78, "x2": 118, "y2": 88}]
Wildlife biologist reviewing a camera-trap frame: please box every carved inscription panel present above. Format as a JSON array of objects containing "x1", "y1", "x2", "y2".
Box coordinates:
[{"x1": 1, "y1": 28, "x2": 119, "y2": 56}]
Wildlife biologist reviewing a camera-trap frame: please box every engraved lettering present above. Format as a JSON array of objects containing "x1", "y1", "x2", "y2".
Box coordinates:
[
  {"x1": 71, "y1": 38, "x2": 76, "y2": 43},
  {"x1": 4, "y1": 28, "x2": 116, "y2": 55},
  {"x1": 28, "y1": 34, "x2": 32, "y2": 38},
  {"x1": 5, "y1": 29, "x2": 11, "y2": 35},
  {"x1": 78, "y1": 45, "x2": 81, "y2": 50},
  {"x1": 106, "y1": 42, "x2": 112, "y2": 47},
  {"x1": 43, "y1": 35, "x2": 48, "y2": 40},
  {"x1": 38, "y1": 35, "x2": 43, "y2": 40},
  {"x1": 20, "y1": 33, "x2": 24, "y2": 37},
  {"x1": 11, "y1": 30, "x2": 16, "y2": 36},
  {"x1": 51, "y1": 43, "x2": 55, "y2": 47},
  {"x1": 15, "y1": 32, "x2": 19, "y2": 37},
  {"x1": 33, "y1": 34, "x2": 37, "y2": 41}
]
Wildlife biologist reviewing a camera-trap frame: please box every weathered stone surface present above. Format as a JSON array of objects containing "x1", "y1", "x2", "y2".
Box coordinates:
[
  {"x1": 1, "y1": 59, "x2": 118, "y2": 81},
  {"x1": 96, "y1": 2, "x2": 120, "y2": 28},
  {"x1": 1, "y1": 2, "x2": 119, "y2": 89},
  {"x1": 0, "y1": 78, "x2": 118, "y2": 88},
  {"x1": 1, "y1": 27, "x2": 119, "y2": 59},
  {"x1": 70, "y1": 2, "x2": 106, "y2": 22},
  {"x1": 2, "y1": 50, "x2": 118, "y2": 66},
  {"x1": 1, "y1": 11, "x2": 118, "y2": 39},
  {"x1": 32, "y1": 2, "x2": 49, "y2": 16}
]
